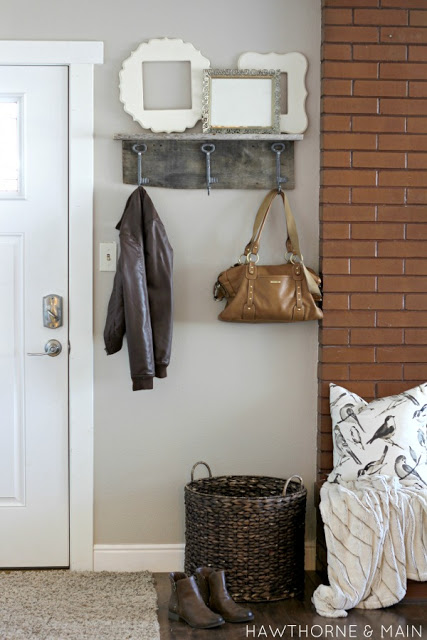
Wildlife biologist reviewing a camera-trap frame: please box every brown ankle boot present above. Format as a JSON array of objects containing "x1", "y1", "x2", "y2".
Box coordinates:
[
  {"x1": 195, "y1": 567, "x2": 254, "y2": 623},
  {"x1": 168, "y1": 572, "x2": 225, "y2": 629}
]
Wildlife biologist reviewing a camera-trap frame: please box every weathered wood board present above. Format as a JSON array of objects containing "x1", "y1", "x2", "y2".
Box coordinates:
[{"x1": 121, "y1": 139, "x2": 295, "y2": 190}]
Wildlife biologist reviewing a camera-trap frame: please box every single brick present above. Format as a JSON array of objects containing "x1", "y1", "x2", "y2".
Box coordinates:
[
  {"x1": 323, "y1": 169, "x2": 377, "y2": 186},
  {"x1": 353, "y1": 116, "x2": 405, "y2": 132},
  {"x1": 379, "y1": 170, "x2": 427, "y2": 187},
  {"x1": 325, "y1": 26, "x2": 380, "y2": 43},
  {"x1": 351, "y1": 258, "x2": 404, "y2": 275},
  {"x1": 321, "y1": 223, "x2": 351, "y2": 239},
  {"x1": 378, "y1": 276, "x2": 427, "y2": 292},
  {"x1": 324, "y1": 8, "x2": 353, "y2": 24},
  {"x1": 322, "y1": 241, "x2": 376, "y2": 257},
  {"x1": 349, "y1": 363, "x2": 403, "y2": 380},
  {"x1": 406, "y1": 260, "x2": 427, "y2": 275},
  {"x1": 409, "y1": 82, "x2": 427, "y2": 98},
  {"x1": 321, "y1": 258, "x2": 350, "y2": 274},
  {"x1": 407, "y1": 153, "x2": 427, "y2": 169},
  {"x1": 404, "y1": 364, "x2": 427, "y2": 379},
  {"x1": 322, "y1": 346, "x2": 375, "y2": 363},
  {"x1": 377, "y1": 205, "x2": 427, "y2": 222},
  {"x1": 406, "y1": 294, "x2": 427, "y2": 310},
  {"x1": 322, "y1": 43, "x2": 353, "y2": 61},
  {"x1": 352, "y1": 187, "x2": 405, "y2": 204},
  {"x1": 323, "y1": 275, "x2": 376, "y2": 292},
  {"x1": 320, "y1": 328, "x2": 350, "y2": 345},
  {"x1": 323, "y1": 294, "x2": 350, "y2": 311},
  {"x1": 407, "y1": 118, "x2": 427, "y2": 133},
  {"x1": 321, "y1": 187, "x2": 351, "y2": 204},
  {"x1": 379, "y1": 134, "x2": 427, "y2": 151},
  {"x1": 318, "y1": 363, "x2": 350, "y2": 381},
  {"x1": 354, "y1": 9, "x2": 408, "y2": 26},
  {"x1": 353, "y1": 44, "x2": 407, "y2": 61},
  {"x1": 351, "y1": 328, "x2": 404, "y2": 345},
  {"x1": 378, "y1": 311, "x2": 427, "y2": 327},
  {"x1": 322, "y1": 310, "x2": 375, "y2": 327},
  {"x1": 323, "y1": 79, "x2": 353, "y2": 95},
  {"x1": 407, "y1": 223, "x2": 427, "y2": 239},
  {"x1": 381, "y1": 62, "x2": 427, "y2": 80},
  {"x1": 351, "y1": 223, "x2": 404, "y2": 239},
  {"x1": 354, "y1": 80, "x2": 407, "y2": 96},
  {"x1": 353, "y1": 151, "x2": 405, "y2": 168},
  {"x1": 323, "y1": 205, "x2": 376, "y2": 222},
  {"x1": 322, "y1": 150, "x2": 352, "y2": 167},
  {"x1": 381, "y1": 98, "x2": 427, "y2": 115},
  {"x1": 410, "y1": 10, "x2": 427, "y2": 27},
  {"x1": 408, "y1": 45, "x2": 427, "y2": 62},
  {"x1": 381, "y1": 27, "x2": 427, "y2": 44},
  {"x1": 351, "y1": 293, "x2": 404, "y2": 309},
  {"x1": 323, "y1": 133, "x2": 377, "y2": 149},
  {"x1": 405, "y1": 329, "x2": 427, "y2": 344},
  {"x1": 323, "y1": 61, "x2": 379, "y2": 79},
  {"x1": 378, "y1": 240, "x2": 427, "y2": 257},
  {"x1": 408, "y1": 189, "x2": 427, "y2": 204}
]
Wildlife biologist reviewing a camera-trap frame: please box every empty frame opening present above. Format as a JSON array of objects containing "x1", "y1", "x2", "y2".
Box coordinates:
[{"x1": 142, "y1": 61, "x2": 192, "y2": 110}]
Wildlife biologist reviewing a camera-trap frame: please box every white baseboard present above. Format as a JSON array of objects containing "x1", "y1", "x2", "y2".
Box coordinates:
[{"x1": 94, "y1": 542, "x2": 316, "y2": 572}]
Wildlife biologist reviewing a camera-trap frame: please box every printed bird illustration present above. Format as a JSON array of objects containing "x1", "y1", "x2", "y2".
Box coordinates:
[
  {"x1": 413, "y1": 404, "x2": 427, "y2": 423},
  {"x1": 350, "y1": 425, "x2": 365, "y2": 450},
  {"x1": 357, "y1": 445, "x2": 388, "y2": 478},
  {"x1": 378, "y1": 392, "x2": 420, "y2": 415},
  {"x1": 366, "y1": 415, "x2": 403, "y2": 449},
  {"x1": 395, "y1": 455, "x2": 427, "y2": 488},
  {"x1": 334, "y1": 425, "x2": 362, "y2": 467},
  {"x1": 330, "y1": 392, "x2": 347, "y2": 408},
  {"x1": 339, "y1": 403, "x2": 365, "y2": 432}
]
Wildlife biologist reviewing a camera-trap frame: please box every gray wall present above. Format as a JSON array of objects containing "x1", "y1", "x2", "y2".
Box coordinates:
[{"x1": 1, "y1": 0, "x2": 321, "y2": 548}]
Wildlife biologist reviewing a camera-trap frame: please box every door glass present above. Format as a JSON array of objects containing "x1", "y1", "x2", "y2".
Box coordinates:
[{"x1": 0, "y1": 97, "x2": 23, "y2": 197}]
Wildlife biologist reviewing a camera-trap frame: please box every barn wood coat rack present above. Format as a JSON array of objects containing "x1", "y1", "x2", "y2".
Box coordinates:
[{"x1": 115, "y1": 133, "x2": 303, "y2": 194}]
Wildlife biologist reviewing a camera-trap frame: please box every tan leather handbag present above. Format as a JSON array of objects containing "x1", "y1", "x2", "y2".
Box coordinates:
[{"x1": 214, "y1": 190, "x2": 323, "y2": 323}]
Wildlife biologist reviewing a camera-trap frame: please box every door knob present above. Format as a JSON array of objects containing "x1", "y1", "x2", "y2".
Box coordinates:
[{"x1": 27, "y1": 339, "x2": 62, "y2": 357}]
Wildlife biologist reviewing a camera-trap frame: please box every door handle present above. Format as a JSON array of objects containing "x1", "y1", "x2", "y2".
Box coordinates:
[{"x1": 27, "y1": 339, "x2": 62, "y2": 357}]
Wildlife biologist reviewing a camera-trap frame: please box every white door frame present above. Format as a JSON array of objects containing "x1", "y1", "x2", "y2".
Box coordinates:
[{"x1": 0, "y1": 41, "x2": 104, "y2": 570}]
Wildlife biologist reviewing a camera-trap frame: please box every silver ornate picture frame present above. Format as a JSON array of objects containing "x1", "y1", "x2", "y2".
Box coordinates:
[{"x1": 202, "y1": 69, "x2": 281, "y2": 134}]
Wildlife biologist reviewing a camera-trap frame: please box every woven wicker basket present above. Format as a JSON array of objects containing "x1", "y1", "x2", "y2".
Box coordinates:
[{"x1": 184, "y1": 461, "x2": 307, "y2": 602}]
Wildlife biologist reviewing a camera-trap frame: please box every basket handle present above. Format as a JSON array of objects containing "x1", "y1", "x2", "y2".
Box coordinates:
[
  {"x1": 191, "y1": 461, "x2": 213, "y2": 482},
  {"x1": 283, "y1": 475, "x2": 303, "y2": 496}
]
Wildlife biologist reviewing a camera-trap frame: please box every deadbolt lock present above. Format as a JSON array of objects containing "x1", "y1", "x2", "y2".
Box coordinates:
[{"x1": 43, "y1": 294, "x2": 63, "y2": 329}]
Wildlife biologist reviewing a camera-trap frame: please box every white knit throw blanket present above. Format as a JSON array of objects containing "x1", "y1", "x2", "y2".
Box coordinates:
[{"x1": 312, "y1": 476, "x2": 427, "y2": 618}]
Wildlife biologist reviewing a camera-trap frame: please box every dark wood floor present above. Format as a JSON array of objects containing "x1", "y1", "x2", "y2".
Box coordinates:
[{"x1": 155, "y1": 572, "x2": 427, "y2": 639}]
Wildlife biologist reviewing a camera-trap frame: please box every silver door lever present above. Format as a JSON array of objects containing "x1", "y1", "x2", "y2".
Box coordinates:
[{"x1": 28, "y1": 339, "x2": 62, "y2": 357}]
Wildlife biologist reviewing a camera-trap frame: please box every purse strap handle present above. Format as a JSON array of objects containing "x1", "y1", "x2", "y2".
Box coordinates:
[
  {"x1": 243, "y1": 190, "x2": 321, "y2": 299},
  {"x1": 244, "y1": 189, "x2": 301, "y2": 258}
]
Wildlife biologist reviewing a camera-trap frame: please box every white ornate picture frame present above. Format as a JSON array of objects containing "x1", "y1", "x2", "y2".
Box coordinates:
[
  {"x1": 119, "y1": 38, "x2": 210, "y2": 133},
  {"x1": 238, "y1": 52, "x2": 308, "y2": 134},
  {"x1": 202, "y1": 69, "x2": 281, "y2": 134}
]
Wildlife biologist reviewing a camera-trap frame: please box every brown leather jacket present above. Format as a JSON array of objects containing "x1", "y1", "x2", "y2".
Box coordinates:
[{"x1": 104, "y1": 187, "x2": 173, "y2": 390}]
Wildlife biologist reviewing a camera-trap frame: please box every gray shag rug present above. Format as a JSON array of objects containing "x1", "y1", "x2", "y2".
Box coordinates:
[{"x1": 0, "y1": 570, "x2": 160, "y2": 639}]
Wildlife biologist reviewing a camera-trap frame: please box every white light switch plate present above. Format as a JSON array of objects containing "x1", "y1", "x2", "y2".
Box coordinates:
[{"x1": 99, "y1": 242, "x2": 117, "y2": 272}]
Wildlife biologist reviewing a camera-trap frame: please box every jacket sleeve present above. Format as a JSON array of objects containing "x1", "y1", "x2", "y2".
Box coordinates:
[
  {"x1": 119, "y1": 231, "x2": 156, "y2": 390},
  {"x1": 103, "y1": 262, "x2": 126, "y2": 355},
  {"x1": 143, "y1": 218, "x2": 173, "y2": 380}
]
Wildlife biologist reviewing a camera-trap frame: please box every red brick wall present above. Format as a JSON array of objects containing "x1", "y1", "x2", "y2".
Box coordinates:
[{"x1": 318, "y1": 0, "x2": 427, "y2": 481}]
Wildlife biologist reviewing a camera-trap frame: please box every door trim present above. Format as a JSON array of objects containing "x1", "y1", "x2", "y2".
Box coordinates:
[{"x1": 0, "y1": 41, "x2": 104, "y2": 570}]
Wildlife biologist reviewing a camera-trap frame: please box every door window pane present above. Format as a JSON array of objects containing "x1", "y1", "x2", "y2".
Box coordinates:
[{"x1": 0, "y1": 98, "x2": 22, "y2": 196}]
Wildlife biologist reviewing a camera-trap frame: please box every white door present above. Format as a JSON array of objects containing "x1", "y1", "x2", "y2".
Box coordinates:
[{"x1": 0, "y1": 66, "x2": 69, "y2": 567}]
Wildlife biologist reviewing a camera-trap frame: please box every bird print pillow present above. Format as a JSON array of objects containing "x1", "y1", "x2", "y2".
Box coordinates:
[{"x1": 328, "y1": 383, "x2": 427, "y2": 488}]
